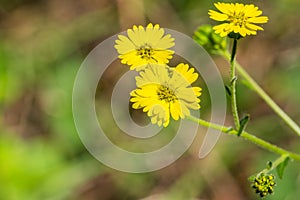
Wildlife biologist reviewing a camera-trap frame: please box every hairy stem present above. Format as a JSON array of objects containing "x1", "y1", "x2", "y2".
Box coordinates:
[
  {"x1": 230, "y1": 39, "x2": 240, "y2": 129},
  {"x1": 187, "y1": 115, "x2": 300, "y2": 161},
  {"x1": 223, "y1": 51, "x2": 300, "y2": 137},
  {"x1": 260, "y1": 154, "x2": 289, "y2": 175}
]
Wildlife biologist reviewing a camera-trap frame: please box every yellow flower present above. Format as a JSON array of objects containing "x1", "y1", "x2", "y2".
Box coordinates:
[
  {"x1": 114, "y1": 23, "x2": 175, "y2": 70},
  {"x1": 208, "y1": 3, "x2": 268, "y2": 37},
  {"x1": 130, "y1": 63, "x2": 201, "y2": 127}
]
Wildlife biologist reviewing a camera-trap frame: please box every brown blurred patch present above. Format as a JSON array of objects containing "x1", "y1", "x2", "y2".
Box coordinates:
[
  {"x1": 3, "y1": 90, "x2": 49, "y2": 138},
  {"x1": 75, "y1": 173, "x2": 118, "y2": 200}
]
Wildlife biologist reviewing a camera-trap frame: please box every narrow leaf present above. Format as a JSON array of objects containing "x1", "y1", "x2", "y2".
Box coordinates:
[
  {"x1": 225, "y1": 85, "x2": 231, "y2": 96},
  {"x1": 267, "y1": 161, "x2": 273, "y2": 170},
  {"x1": 237, "y1": 114, "x2": 250, "y2": 136},
  {"x1": 230, "y1": 76, "x2": 237, "y2": 84},
  {"x1": 276, "y1": 156, "x2": 290, "y2": 179}
]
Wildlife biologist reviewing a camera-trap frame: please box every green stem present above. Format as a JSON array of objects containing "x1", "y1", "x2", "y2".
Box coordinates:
[
  {"x1": 187, "y1": 115, "x2": 300, "y2": 161},
  {"x1": 260, "y1": 154, "x2": 289, "y2": 175},
  {"x1": 230, "y1": 38, "x2": 238, "y2": 63},
  {"x1": 230, "y1": 39, "x2": 240, "y2": 129},
  {"x1": 223, "y1": 52, "x2": 300, "y2": 137}
]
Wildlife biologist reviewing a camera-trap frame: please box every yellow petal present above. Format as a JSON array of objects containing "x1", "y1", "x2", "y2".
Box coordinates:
[
  {"x1": 246, "y1": 23, "x2": 263, "y2": 31},
  {"x1": 248, "y1": 16, "x2": 269, "y2": 24},
  {"x1": 214, "y1": 2, "x2": 231, "y2": 15},
  {"x1": 115, "y1": 35, "x2": 136, "y2": 54},
  {"x1": 170, "y1": 101, "x2": 181, "y2": 120},
  {"x1": 173, "y1": 63, "x2": 198, "y2": 85},
  {"x1": 209, "y1": 10, "x2": 229, "y2": 21}
]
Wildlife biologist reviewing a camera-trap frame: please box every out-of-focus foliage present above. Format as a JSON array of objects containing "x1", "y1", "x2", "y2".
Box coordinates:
[{"x1": 193, "y1": 25, "x2": 227, "y2": 55}]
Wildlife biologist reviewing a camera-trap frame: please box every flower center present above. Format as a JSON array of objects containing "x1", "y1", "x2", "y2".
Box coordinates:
[
  {"x1": 230, "y1": 12, "x2": 248, "y2": 27},
  {"x1": 157, "y1": 85, "x2": 177, "y2": 103},
  {"x1": 137, "y1": 44, "x2": 154, "y2": 60}
]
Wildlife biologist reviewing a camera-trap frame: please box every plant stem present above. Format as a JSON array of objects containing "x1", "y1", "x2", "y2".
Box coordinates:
[
  {"x1": 223, "y1": 52, "x2": 300, "y2": 137},
  {"x1": 187, "y1": 115, "x2": 300, "y2": 161},
  {"x1": 230, "y1": 39, "x2": 238, "y2": 63},
  {"x1": 230, "y1": 39, "x2": 240, "y2": 129},
  {"x1": 260, "y1": 154, "x2": 289, "y2": 175}
]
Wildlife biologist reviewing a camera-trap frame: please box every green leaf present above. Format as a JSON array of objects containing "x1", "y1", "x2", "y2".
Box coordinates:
[
  {"x1": 225, "y1": 127, "x2": 234, "y2": 133},
  {"x1": 276, "y1": 156, "x2": 290, "y2": 179},
  {"x1": 237, "y1": 114, "x2": 250, "y2": 136},
  {"x1": 248, "y1": 174, "x2": 256, "y2": 182},
  {"x1": 267, "y1": 161, "x2": 273, "y2": 170},
  {"x1": 225, "y1": 85, "x2": 232, "y2": 96}
]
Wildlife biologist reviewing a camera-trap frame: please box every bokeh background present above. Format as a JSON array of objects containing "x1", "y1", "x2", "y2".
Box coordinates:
[{"x1": 1, "y1": 0, "x2": 300, "y2": 199}]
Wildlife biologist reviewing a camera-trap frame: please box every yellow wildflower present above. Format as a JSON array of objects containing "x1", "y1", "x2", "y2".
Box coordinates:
[
  {"x1": 130, "y1": 63, "x2": 201, "y2": 127},
  {"x1": 115, "y1": 23, "x2": 175, "y2": 70},
  {"x1": 208, "y1": 2, "x2": 268, "y2": 37}
]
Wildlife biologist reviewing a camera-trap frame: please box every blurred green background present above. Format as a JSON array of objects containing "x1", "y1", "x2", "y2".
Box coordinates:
[{"x1": 1, "y1": 0, "x2": 300, "y2": 199}]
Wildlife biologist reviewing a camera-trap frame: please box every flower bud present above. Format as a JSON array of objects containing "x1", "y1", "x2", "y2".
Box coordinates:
[
  {"x1": 193, "y1": 25, "x2": 227, "y2": 55},
  {"x1": 252, "y1": 173, "x2": 276, "y2": 197}
]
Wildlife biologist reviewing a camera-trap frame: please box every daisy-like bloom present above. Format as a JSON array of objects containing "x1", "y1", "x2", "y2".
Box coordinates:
[
  {"x1": 114, "y1": 23, "x2": 175, "y2": 70},
  {"x1": 130, "y1": 63, "x2": 201, "y2": 127},
  {"x1": 208, "y1": 2, "x2": 269, "y2": 37}
]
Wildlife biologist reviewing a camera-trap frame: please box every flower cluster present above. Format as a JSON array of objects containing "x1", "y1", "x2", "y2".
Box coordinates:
[
  {"x1": 112, "y1": 3, "x2": 296, "y2": 199},
  {"x1": 115, "y1": 23, "x2": 201, "y2": 127},
  {"x1": 252, "y1": 174, "x2": 275, "y2": 197}
]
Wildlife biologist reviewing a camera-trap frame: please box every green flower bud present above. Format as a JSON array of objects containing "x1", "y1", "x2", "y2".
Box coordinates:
[
  {"x1": 252, "y1": 173, "x2": 276, "y2": 197},
  {"x1": 193, "y1": 25, "x2": 227, "y2": 55}
]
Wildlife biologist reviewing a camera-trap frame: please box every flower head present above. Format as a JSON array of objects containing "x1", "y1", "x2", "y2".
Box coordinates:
[
  {"x1": 208, "y1": 3, "x2": 268, "y2": 37},
  {"x1": 252, "y1": 173, "x2": 275, "y2": 197},
  {"x1": 130, "y1": 63, "x2": 201, "y2": 127},
  {"x1": 115, "y1": 23, "x2": 175, "y2": 70}
]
